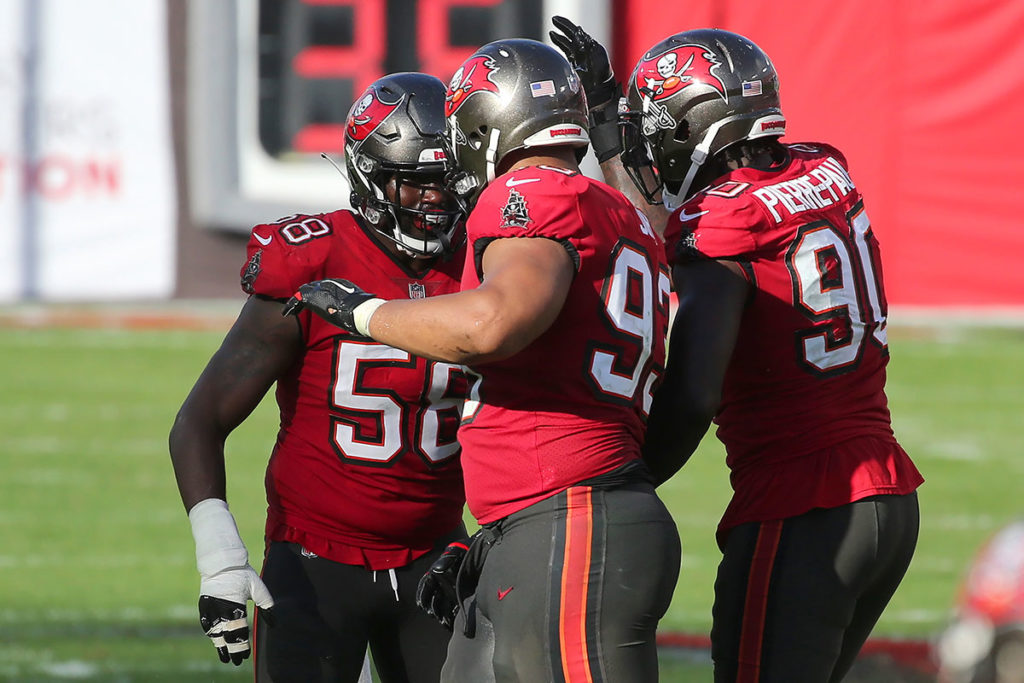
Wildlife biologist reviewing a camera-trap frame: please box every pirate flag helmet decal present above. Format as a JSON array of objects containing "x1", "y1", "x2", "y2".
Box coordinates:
[
  {"x1": 632, "y1": 44, "x2": 728, "y2": 109},
  {"x1": 445, "y1": 54, "x2": 502, "y2": 118}
]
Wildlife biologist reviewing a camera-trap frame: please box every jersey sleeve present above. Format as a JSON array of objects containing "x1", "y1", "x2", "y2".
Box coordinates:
[
  {"x1": 467, "y1": 170, "x2": 586, "y2": 278},
  {"x1": 664, "y1": 193, "x2": 767, "y2": 267},
  {"x1": 239, "y1": 214, "x2": 336, "y2": 299},
  {"x1": 470, "y1": 172, "x2": 584, "y2": 240}
]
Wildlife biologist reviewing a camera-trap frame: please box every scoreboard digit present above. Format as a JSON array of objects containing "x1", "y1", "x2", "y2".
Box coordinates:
[
  {"x1": 256, "y1": 0, "x2": 540, "y2": 157},
  {"x1": 186, "y1": 0, "x2": 604, "y2": 232}
]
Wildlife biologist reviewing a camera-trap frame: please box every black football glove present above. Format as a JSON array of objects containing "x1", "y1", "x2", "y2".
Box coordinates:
[
  {"x1": 415, "y1": 539, "x2": 470, "y2": 631},
  {"x1": 198, "y1": 595, "x2": 255, "y2": 665},
  {"x1": 549, "y1": 15, "x2": 623, "y2": 162},
  {"x1": 282, "y1": 279, "x2": 381, "y2": 335}
]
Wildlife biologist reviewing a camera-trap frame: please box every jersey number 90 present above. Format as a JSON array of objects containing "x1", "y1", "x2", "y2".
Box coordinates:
[{"x1": 787, "y1": 200, "x2": 888, "y2": 376}]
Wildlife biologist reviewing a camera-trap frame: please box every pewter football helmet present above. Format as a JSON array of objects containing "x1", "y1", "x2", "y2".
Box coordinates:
[
  {"x1": 345, "y1": 72, "x2": 463, "y2": 256},
  {"x1": 444, "y1": 39, "x2": 590, "y2": 206},
  {"x1": 620, "y1": 29, "x2": 786, "y2": 208}
]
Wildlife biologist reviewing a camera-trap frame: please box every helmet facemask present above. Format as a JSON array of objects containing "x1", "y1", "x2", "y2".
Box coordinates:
[
  {"x1": 349, "y1": 156, "x2": 464, "y2": 258},
  {"x1": 619, "y1": 107, "x2": 666, "y2": 206}
]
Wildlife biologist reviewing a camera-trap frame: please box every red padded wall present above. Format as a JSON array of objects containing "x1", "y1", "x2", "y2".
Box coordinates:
[{"x1": 612, "y1": 0, "x2": 1024, "y2": 307}]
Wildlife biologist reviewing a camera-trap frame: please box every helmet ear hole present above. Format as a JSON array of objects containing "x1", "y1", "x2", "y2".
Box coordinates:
[
  {"x1": 356, "y1": 154, "x2": 378, "y2": 175},
  {"x1": 673, "y1": 120, "x2": 690, "y2": 144},
  {"x1": 468, "y1": 126, "x2": 488, "y2": 150}
]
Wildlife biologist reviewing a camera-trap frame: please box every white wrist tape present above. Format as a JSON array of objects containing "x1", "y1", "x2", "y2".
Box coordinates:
[
  {"x1": 353, "y1": 298, "x2": 386, "y2": 337},
  {"x1": 188, "y1": 498, "x2": 249, "y2": 578}
]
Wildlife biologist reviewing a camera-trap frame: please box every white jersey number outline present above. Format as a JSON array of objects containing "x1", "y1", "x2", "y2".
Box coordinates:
[
  {"x1": 330, "y1": 340, "x2": 466, "y2": 464},
  {"x1": 588, "y1": 239, "x2": 671, "y2": 416},
  {"x1": 786, "y1": 200, "x2": 887, "y2": 375}
]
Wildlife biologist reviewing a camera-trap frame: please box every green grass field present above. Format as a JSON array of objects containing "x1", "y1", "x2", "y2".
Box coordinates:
[{"x1": 1, "y1": 312, "x2": 1021, "y2": 681}]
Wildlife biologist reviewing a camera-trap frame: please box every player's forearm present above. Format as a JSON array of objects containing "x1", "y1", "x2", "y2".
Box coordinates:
[
  {"x1": 642, "y1": 377, "x2": 715, "y2": 485},
  {"x1": 642, "y1": 416, "x2": 712, "y2": 486},
  {"x1": 169, "y1": 411, "x2": 229, "y2": 511},
  {"x1": 366, "y1": 289, "x2": 529, "y2": 365}
]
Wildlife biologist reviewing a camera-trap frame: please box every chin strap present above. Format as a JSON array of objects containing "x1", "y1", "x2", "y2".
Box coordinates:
[{"x1": 666, "y1": 117, "x2": 731, "y2": 211}]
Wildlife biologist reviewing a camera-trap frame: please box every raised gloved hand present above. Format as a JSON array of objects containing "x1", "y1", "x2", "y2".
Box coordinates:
[
  {"x1": 282, "y1": 279, "x2": 385, "y2": 336},
  {"x1": 189, "y1": 498, "x2": 275, "y2": 665},
  {"x1": 549, "y1": 15, "x2": 622, "y2": 162},
  {"x1": 415, "y1": 539, "x2": 470, "y2": 631}
]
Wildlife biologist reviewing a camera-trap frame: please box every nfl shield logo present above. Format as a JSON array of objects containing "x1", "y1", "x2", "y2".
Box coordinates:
[{"x1": 409, "y1": 282, "x2": 426, "y2": 299}]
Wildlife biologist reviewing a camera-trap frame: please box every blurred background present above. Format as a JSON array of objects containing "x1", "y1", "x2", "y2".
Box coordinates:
[
  {"x1": 2, "y1": 0, "x2": 1023, "y2": 307},
  {"x1": 2, "y1": 0, "x2": 1023, "y2": 681}
]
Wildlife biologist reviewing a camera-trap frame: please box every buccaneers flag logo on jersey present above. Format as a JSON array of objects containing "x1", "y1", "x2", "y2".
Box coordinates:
[
  {"x1": 346, "y1": 89, "x2": 402, "y2": 144},
  {"x1": 445, "y1": 55, "x2": 500, "y2": 117}
]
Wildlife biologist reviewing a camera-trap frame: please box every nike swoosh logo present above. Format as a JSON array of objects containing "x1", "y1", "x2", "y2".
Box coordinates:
[
  {"x1": 326, "y1": 280, "x2": 355, "y2": 294},
  {"x1": 677, "y1": 209, "x2": 708, "y2": 222},
  {"x1": 254, "y1": 231, "x2": 273, "y2": 246},
  {"x1": 506, "y1": 177, "x2": 539, "y2": 187},
  {"x1": 497, "y1": 586, "x2": 513, "y2": 601}
]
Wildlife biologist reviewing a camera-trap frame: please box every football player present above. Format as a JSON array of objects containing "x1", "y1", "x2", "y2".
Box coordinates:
[
  {"x1": 168, "y1": 72, "x2": 470, "y2": 682},
  {"x1": 937, "y1": 519, "x2": 1024, "y2": 683},
  {"x1": 552, "y1": 18, "x2": 924, "y2": 682},
  {"x1": 284, "y1": 39, "x2": 681, "y2": 682}
]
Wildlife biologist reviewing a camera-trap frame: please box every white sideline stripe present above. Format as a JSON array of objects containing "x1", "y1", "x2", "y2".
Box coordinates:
[
  {"x1": 37, "y1": 661, "x2": 99, "y2": 678},
  {"x1": 1, "y1": 402, "x2": 172, "y2": 422},
  {"x1": 885, "y1": 608, "x2": 948, "y2": 623},
  {"x1": 679, "y1": 555, "x2": 717, "y2": 569},
  {"x1": 889, "y1": 305, "x2": 1024, "y2": 327},
  {"x1": 930, "y1": 514, "x2": 997, "y2": 531},
  {"x1": 929, "y1": 442, "x2": 986, "y2": 462},
  {"x1": 360, "y1": 652, "x2": 373, "y2": 683},
  {"x1": 1, "y1": 437, "x2": 61, "y2": 454},
  {"x1": 10, "y1": 659, "x2": 251, "y2": 677},
  {"x1": 906, "y1": 556, "x2": 960, "y2": 572},
  {"x1": 1, "y1": 329, "x2": 220, "y2": 349},
  {"x1": 0, "y1": 605, "x2": 197, "y2": 622},
  {"x1": 4, "y1": 436, "x2": 179, "y2": 457}
]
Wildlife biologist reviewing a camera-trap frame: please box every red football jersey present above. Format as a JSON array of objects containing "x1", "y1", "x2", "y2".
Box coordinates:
[
  {"x1": 458, "y1": 166, "x2": 671, "y2": 524},
  {"x1": 663, "y1": 143, "x2": 922, "y2": 538},
  {"x1": 239, "y1": 210, "x2": 468, "y2": 569}
]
